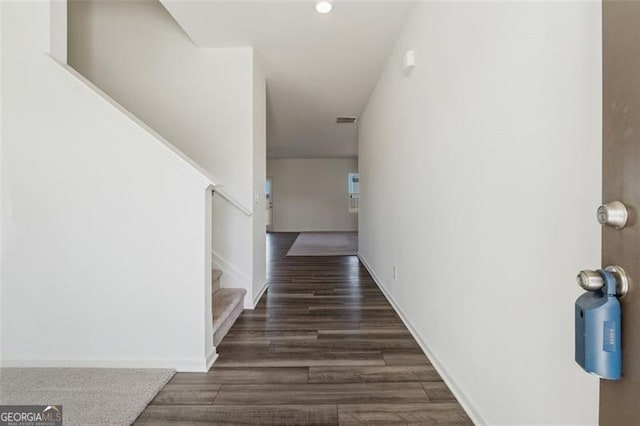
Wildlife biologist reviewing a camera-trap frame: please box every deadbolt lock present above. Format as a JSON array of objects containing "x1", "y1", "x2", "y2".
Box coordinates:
[{"x1": 597, "y1": 201, "x2": 628, "y2": 229}]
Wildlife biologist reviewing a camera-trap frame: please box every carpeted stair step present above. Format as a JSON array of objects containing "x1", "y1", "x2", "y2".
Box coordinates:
[{"x1": 212, "y1": 287, "x2": 246, "y2": 346}]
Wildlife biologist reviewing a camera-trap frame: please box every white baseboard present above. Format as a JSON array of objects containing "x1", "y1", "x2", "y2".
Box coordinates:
[
  {"x1": 0, "y1": 356, "x2": 212, "y2": 372},
  {"x1": 358, "y1": 254, "x2": 486, "y2": 426},
  {"x1": 205, "y1": 347, "x2": 218, "y2": 371},
  {"x1": 252, "y1": 280, "x2": 268, "y2": 309}
]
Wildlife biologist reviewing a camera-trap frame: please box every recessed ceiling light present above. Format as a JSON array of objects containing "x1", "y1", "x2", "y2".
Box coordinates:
[{"x1": 315, "y1": 1, "x2": 333, "y2": 14}]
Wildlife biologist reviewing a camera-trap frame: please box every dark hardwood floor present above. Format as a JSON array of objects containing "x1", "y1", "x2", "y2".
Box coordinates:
[{"x1": 136, "y1": 233, "x2": 471, "y2": 425}]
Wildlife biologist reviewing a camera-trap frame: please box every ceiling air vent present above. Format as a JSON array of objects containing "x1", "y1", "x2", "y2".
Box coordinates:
[{"x1": 336, "y1": 116, "x2": 358, "y2": 124}]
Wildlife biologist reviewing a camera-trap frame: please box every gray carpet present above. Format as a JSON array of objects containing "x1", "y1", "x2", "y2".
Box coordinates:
[
  {"x1": 0, "y1": 368, "x2": 174, "y2": 425},
  {"x1": 213, "y1": 287, "x2": 246, "y2": 346},
  {"x1": 286, "y1": 232, "x2": 358, "y2": 256}
]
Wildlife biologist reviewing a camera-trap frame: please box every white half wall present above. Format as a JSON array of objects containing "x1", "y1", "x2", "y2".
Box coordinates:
[
  {"x1": 358, "y1": 2, "x2": 601, "y2": 424},
  {"x1": 67, "y1": 0, "x2": 266, "y2": 304},
  {"x1": 267, "y1": 158, "x2": 358, "y2": 232},
  {"x1": 1, "y1": 0, "x2": 214, "y2": 371}
]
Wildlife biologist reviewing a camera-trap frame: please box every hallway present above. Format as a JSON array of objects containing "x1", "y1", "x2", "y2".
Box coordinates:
[{"x1": 136, "y1": 233, "x2": 471, "y2": 425}]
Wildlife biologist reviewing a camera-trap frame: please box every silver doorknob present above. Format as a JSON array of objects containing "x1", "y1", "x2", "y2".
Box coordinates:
[
  {"x1": 577, "y1": 265, "x2": 630, "y2": 298},
  {"x1": 597, "y1": 201, "x2": 628, "y2": 229},
  {"x1": 577, "y1": 270, "x2": 604, "y2": 291}
]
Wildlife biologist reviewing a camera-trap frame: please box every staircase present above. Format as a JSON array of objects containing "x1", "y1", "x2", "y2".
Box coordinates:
[{"x1": 212, "y1": 269, "x2": 246, "y2": 346}]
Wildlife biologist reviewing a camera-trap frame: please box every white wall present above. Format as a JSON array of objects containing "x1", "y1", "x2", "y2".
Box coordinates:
[
  {"x1": 49, "y1": 0, "x2": 66, "y2": 63},
  {"x1": 0, "y1": 1, "x2": 4, "y2": 360},
  {"x1": 267, "y1": 158, "x2": 358, "y2": 232},
  {"x1": 252, "y1": 55, "x2": 267, "y2": 305},
  {"x1": 68, "y1": 0, "x2": 250, "y2": 204},
  {"x1": 1, "y1": 0, "x2": 214, "y2": 371},
  {"x1": 358, "y1": 2, "x2": 601, "y2": 424},
  {"x1": 67, "y1": 0, "x2": 265, "y2": 305}
]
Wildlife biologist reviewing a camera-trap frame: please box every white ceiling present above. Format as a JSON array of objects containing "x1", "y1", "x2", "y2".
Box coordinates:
[{"x1": 161, "y1": 0, "x2": 414, "y2": 158}]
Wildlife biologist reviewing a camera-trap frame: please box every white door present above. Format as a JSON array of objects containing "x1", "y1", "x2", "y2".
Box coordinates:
[{"x1": 265, "y1": 177, "x2": 273, "y2": 232}]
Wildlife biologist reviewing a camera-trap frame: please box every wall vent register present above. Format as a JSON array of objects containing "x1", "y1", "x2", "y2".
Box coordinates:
[{"x1": 336, "y1": 116, "x2": 358, "y2": 124}]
